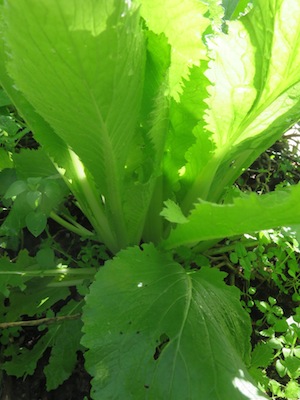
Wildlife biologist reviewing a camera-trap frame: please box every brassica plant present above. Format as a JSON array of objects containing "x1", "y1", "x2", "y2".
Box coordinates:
[{"x1": 1, "y1": 0, "x2": 300, "y2": 398}]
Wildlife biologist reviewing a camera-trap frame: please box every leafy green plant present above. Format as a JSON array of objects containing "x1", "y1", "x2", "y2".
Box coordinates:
[
  {"x1": 0, "y1": 240, "x2": 96, "y2": 390},
  {"x1": 257, "y1": 229, "x2": 300, "y2": 300},
  {"x1": 2, "y1": 175, "x2": 68, "y2": 238},
  {"x1": 250, "y1": 304, "x2": 300, "y2": 400},
  {"x1": 222, "y1": 228, "x2": 300, "y2": 299},
  {"x1": 1, "y1": 0, "x2": 300, "y2": 398},
  {"x1": 0, "y1": 87, "x2": 29, "y2": 153}
]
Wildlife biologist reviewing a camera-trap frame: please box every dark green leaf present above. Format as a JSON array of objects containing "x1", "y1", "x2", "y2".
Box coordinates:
[{"x1": 82, "y1": 244, "x2": 267, "y2": 399}]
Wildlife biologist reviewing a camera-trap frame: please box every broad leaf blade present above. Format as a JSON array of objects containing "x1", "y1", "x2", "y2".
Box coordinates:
[
  {"x1": 182, "y1": 0, "x2": 300, "y2": 207},
  {"x1": 0, "y1": 5, "x2": 70, "y2": 170},
  {"x1": 3, "y1": 0, "x2": 145, "y2": 248},
  {"x1": 82, "y1": 244, "x2": 266, "y2": 399},
  {"x1": 0, "y1": 4, "x2": 115, "y2": 249},
  {"x1": 163, "y1": 184, "x2": 300, "y2": 249}
]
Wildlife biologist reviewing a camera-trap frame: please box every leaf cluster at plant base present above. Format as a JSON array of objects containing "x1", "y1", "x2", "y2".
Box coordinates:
[{"x1": 1, "y1": 1, "x2": 300, "y2": 399}]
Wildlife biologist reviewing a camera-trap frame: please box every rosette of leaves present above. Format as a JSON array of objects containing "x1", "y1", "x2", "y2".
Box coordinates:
[{"x1": 1, "y1": 0, "x2": 300, "y2": 398}]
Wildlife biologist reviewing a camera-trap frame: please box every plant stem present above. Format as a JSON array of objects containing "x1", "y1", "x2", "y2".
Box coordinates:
[
  {"x1": 58, "y1": 149, "x2": 119, "y2": 253},
  {"x1": 0, "y1": 314, "x2": 81, "y2": 329},
  {"x1": 0, "y1": 267, "x2": 96, "y2": 277},
  {"x1": 205, "y1": 239, "x2": 259, "y2": 255},
  {"x1": 49, "y1": 211, "x2": 94, "y2": 238}
]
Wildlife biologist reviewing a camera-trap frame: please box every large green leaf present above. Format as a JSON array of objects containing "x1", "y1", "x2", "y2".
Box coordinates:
[
  {"x1": 182, "y1": 0, "x2": 300, "y2": 207},
  {"x1": 163, "y1": 184, "x2": 300, "y2": 250},
  {"x1": 82, "y1": 244, "x2": 267, "y2": 399},
  {"x1": 2, "y1": 0, "x2": 147, "y2": 249},
  {"x1": 0, "y1": 4, "x2": 117, "y2": 250}
]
